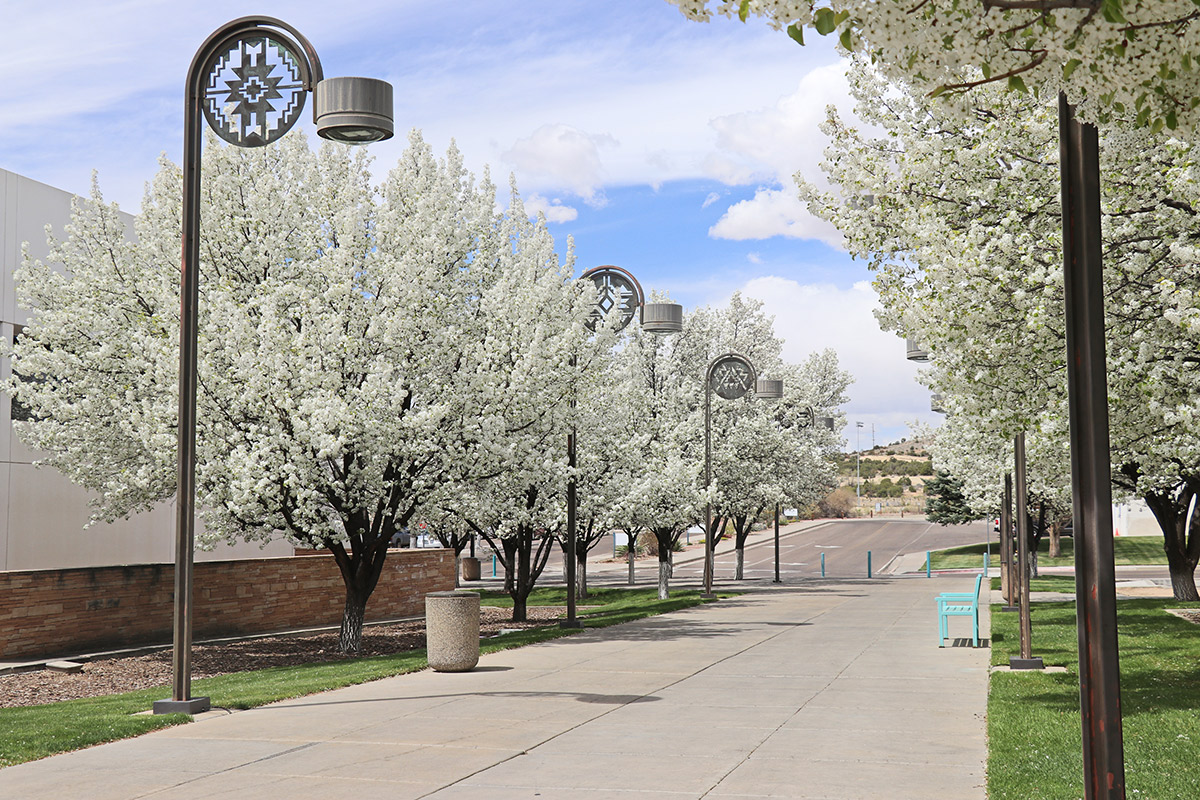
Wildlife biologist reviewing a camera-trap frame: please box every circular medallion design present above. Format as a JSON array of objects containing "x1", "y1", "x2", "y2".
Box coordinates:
[
  {"x1": 202, "y1": 36, "x2": 306, "y2": 147},
  {"x1": 585, "y1": 268, "x2": 640, "y2": 332},
  {"x1": 797, "y1": 405, "x2": 814, "y2": 428},
  {"x1": 710, "y1": 355, "x2": 755, "y2": 400}
]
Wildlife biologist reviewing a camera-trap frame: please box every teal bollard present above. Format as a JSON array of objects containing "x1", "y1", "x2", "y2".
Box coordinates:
[
  {"x1": 492, "y1": 554, "x2": 496, "y2": 577},
  {"x1": 868, "y1": 550, "x2": 872, "y2": 578},
  {"x1": 926, "y1": 551, "x2": 931, "y2": 578},
  {"x1": 820, "y1": 551, "x2": 826, "y2": 577}
]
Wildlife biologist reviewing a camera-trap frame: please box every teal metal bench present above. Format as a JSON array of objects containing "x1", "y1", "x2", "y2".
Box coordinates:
[{"x1": 937, "y1": 572, "x2": 983, "y2": 647}]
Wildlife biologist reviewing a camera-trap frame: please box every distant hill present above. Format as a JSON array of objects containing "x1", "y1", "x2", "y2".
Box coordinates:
[{"x1": 863, "y1": 436, "x2": 932, "y2": 459}]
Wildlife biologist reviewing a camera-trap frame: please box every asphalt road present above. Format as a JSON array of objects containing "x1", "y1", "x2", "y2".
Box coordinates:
[
  {"x1": 673, "y1": 517, "x2": 992, "y2": 581},
  {"x1": 471, "y1": 517, "x2": 993, "y2": 588}
]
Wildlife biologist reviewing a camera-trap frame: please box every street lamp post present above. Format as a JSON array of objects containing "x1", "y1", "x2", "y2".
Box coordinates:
[
  {"x1": 1010, "y1": 432, "x2": 1043, "y2": 670},
  {"x1": 702, "y1": 354, "x2": 781, "y2": 596},
  {"x1": 155, "y1": 16, "x2": 392, "y2": 715},
  {"x1": 1059, "y1": 95, "x2": 1125, "y2": 796},
  {"x1": 1001, "y1": 472, "x2": 1016, "y2": 611},
  {"x1": 560, "y1": 266, "x2": 680, "y2": 627},
  {"x1": 771, "y1": 404, "x2": 819, "y2": 583},
  {"x1": 855, "y1": 421, "x2": 864, "y2": 503}
]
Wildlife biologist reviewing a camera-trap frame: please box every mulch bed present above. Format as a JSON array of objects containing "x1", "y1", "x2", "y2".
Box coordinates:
[{"x1": 1, "y1": 606, "x2": 563, "y2": 709}]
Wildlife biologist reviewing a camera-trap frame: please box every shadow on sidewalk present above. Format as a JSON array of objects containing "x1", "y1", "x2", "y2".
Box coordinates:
[{"x1": 253, "y1": 689, "x2": 665, "y2": 710}]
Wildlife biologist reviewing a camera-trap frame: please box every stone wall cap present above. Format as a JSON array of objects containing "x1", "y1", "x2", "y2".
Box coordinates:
[{"x1": 426, "y1": 591, "x2": 480, "y2": 599}]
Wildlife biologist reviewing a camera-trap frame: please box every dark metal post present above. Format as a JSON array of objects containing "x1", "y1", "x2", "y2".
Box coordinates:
[
  {"x1": 703, "y1": 376, "x2": 714, "y2": 597},
  {"x1": 1059, "y1": 93, "x2": 1126, "y2": 798},
  {"x1": 1000, "y1": 474, "x2": 1011, "y2": 606},
  {"x1": 1002, "y1": 473, "x2": 1015, "y2": 609},
  {"x1": 561, "y1": 426, "x2": 580, "y2": 628},
  {"x1": 773, "y1": 503, "x2": 781, "y2": 583},
  {"x1": 1010, "y1": 433, "x2": 1041, "y2": 669},
  {"x1": 168, "y1": 62, "x2": 205, "y2": 712}
]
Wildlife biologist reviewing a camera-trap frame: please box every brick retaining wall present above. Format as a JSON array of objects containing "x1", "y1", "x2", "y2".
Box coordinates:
[{"x1": 0, "y1": 549, "x2": 455, "y2": 660}]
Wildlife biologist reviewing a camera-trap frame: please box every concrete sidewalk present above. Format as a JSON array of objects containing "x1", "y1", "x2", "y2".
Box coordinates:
[{"x1": 2, "y1": 575, "x2": 989, "y2": 799}]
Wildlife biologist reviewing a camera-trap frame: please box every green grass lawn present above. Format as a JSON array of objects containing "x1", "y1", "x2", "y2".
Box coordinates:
[
  {"x1": 989, "y1": 575, "x2": 1079, "y2": 594},
  {"x1": 988, "y1": 598, "x2": 1200, "y2": 799},
  {"x1": 0, "y1": 586, "x2": 728, "y2": 768},
  {"x1": 930, "y1": 535, "x2": 1167, "y2": 571}
]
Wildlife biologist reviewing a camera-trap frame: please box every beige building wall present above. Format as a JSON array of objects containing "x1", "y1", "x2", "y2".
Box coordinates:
[{"x1": 1, "y1": 168, "x2": 292, "y2": 570}]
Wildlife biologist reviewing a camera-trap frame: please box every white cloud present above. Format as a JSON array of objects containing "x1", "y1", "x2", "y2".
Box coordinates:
[
  {"x1": 502, "y1": 124, "x2": 616, "y2": 207},
  {"x1": 524, "y1": 194, "x2": 579, "y2": 223},
  {"x1": 746, "y1": 252, "x2": 763, "y2": 264},
  {"x1": 701, "y1": 191, "x2": 721, "y2": 209},
  {"x1": 702, "y1": 62, "x2": 857, "y2": 244},
  {"x1": 706, "y1": 63, "x2": 852, "y2": 188},
  {"x1": 709, "y1": 188, "x2": 845, "y2": 248},
  {"x1": 736, "y1": 276, "x2": 940, "y2": 446}
]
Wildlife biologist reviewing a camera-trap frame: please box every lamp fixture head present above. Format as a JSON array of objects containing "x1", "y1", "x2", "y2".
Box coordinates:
[
  {"x1": 641, "y1": 302, "x2": 683, "y2": 334},
  {"x1": 315, "y1": 77, "x2": 394, "y2": 144}
]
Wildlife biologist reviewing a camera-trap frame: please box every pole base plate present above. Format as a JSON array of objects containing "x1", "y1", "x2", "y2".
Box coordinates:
[
  {"x1": 1009, "y1": 657, "x2": 1045, "y2": 670},
  {"x1": 153, "y1": 696, "x2": 211, "y2": 715},
  {"x1": 558, "y1": 619, "x2": 582, "y2": 630}
]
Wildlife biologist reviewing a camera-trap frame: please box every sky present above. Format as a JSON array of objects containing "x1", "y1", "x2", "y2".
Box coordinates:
[{"x1": 0, "y1": 0, "x2": 939, "y2": 450}]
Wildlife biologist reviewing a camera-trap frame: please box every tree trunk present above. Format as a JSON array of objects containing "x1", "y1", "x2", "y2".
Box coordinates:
[
  {"x1": 577, "y1": 551, "x2": 588, "y2": 600},
  {"x1": 735, "y1": 546, "x2": 745, "y2": 580},
  {"x1": 1049, "y1": 524, "x2": 1062, "y2": 559},
  {"x1": 1169, "y1": 556, "x2": 1200, "y2": 601},
  {"x1": 627, "y1": 531, "x2": 637, "y2": 586},
  {"x1": 658, "y1": 551, "x2": 670, "y2": 600},
  {"x1": 1141, "y1": 484, "x2": 1200, "y2": 601},
  {"x1": 502, "y1": 537, "x2": 518, "y2": 594},
  {"x1": 510, "y1": 526, "x2": 533, "y2": 623},
  {"x1": 339, "y1": 589, "x2": 367, "y2": 654},
  {"x1": 325, "y1": 532, "x2": 391, "y2": 655}
]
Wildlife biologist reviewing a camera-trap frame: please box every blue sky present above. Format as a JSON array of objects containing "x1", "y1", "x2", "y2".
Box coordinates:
[{"x1": 0, "y1": 0, "x2": 938, "y2": 450}]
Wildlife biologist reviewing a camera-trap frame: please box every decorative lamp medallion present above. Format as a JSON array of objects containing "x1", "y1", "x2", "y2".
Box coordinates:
[
  {"x1": 797, "y1": 405, "x2": 814, "y2": 428},
  {"x1": 710, "y1": 355, "x2": 755, "y2": 400},
  {"x1": 585, "y1": 267, "x2": 640, "y2": 332},
  {"x1": 202, "y1": 36, "x2": 306, "y2": 147}
]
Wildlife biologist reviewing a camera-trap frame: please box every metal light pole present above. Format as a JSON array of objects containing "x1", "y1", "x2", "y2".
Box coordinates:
[
  {"x1": 770, "y1": 404, "x2": 815, "y2": 583},
  {"x1": 1010, "y1": 432, "x2": 1043, "y2": 670},
  {"x1": 773, "y1": 503, "x2": 781, "y2": 584},
  {"x1": 562, "y1": 266, "x2": 680, "y2": 627},
  {"x1": 1059, "y1": 94, "x2": 1126, "y2": 797},
  {"x1": 704, "y1": 353, "x2": 777, "y2": 596},
  {"x1": 855, "y1": 421, "x2": 863, "y2": 503},
  {"x1": 155, "y1": 16, "x2": 392, "y2": 715},
  {"x1": 1001, "y1": 472, "x2": 1016, "y2": 611}
]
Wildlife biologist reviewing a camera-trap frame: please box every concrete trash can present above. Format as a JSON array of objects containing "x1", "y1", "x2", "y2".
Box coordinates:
[
  {"x1": 425, "y1": 590, "x2": 480, "y2": 672},
  {"x1": 461, "y1": 556, "x2": 481, "y2": 581}
]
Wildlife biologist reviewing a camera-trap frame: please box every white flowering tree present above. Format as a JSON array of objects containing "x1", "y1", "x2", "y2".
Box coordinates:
[
  {"x1": 684, "y1": 295, "x2": 845, "y2": 578},
  {"x1": 708, "y1": 355, "x2": 846, "y2": 579},
  {"x1": 670, "y1": 1, "x2": 1200, "y2": 134},
  {"x1": 7, "y1": 131, "x2": 596, "y2": 650},
  {"x1": 430, "y1": 195, "x2": 606, "y2": 623},
  {"x1": 607, "y1": 313, "x2": 708, "y2": 600},
  {"x1": 569, "y1": 352, "x2": 645, "y2": 597},
  {"x1": 797, "y1": 63, "x2": 1200, "y2": 598}
]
